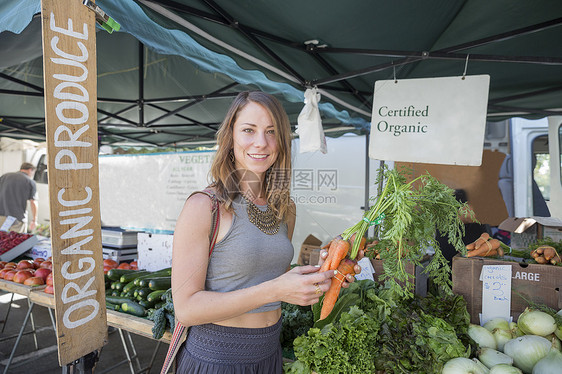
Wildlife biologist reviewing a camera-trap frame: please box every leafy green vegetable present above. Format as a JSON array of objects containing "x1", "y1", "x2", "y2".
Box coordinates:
[
  {"x1": 292, "y1": 307, "x2": 380, "y2": 374},
  {"x1": 286, "y1": 280, "x2": 471, "y2": 374},
  {"x1": 280, "y1": 302, "x2": 314, "y2": 360},
  {"x1": 343, "y1": 166, "x2": 471, "y2": 298}
]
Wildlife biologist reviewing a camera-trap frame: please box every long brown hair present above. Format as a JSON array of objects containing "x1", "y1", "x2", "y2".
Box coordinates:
[{"x1": 210, "y1": 91, "x2": 292, "y2": 221}]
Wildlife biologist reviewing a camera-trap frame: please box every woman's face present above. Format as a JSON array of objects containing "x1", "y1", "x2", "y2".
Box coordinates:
[{"x1": 232, "y1": 101, "x2": 279, "y2": 178}]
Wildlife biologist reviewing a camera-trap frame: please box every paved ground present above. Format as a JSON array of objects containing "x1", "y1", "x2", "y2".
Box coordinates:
[{"x1": 0, "y1": 291, "x2": 167, "y2": 374}]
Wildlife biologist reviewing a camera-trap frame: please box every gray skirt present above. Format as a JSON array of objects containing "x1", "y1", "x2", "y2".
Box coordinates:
[{"x1": 175, "y1": 318, "x2": 283, "y2": 374}]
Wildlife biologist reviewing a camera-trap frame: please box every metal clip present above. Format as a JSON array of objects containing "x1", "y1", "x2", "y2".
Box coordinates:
[{"x1": 82, "y1": 0, "x2": 121, "y2": 33}]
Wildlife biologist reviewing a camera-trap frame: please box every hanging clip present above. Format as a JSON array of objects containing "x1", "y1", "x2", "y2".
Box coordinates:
[
  {"x1": 462, "y1": 54, "x2": 470, "y2": 80},
  {"x1": 82, "y1": 0, "x2": 121, "y2": 34}
]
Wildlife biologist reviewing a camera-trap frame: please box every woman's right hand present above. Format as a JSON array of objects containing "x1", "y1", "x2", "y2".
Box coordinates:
[{"x1": 275, "y1": 265, "x2": 335, "y2": 306}]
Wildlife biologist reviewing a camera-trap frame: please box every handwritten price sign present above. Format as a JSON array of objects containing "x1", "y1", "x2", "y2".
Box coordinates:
[{"x1": 479, "y1": 264, "x2": 512, "y2": 325}]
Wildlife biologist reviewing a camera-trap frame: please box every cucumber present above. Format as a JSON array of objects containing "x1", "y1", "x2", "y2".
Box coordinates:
[
  {"x1": 148, "y1": 277, "x2": 172, "y2": 291},
  {"x1": 119, "y1": 270, "x2": 152, "y2": 284},
  {"x1": 106, "y1": 301, "x2": 120, "y2": 311},
  {"x1": 106, "y1": 295, "x2": 135, "y2": 305},
  {"x1": 147, "y1": 290, "x2": 166, "y2": 304},
  {"x1": 107, "y1": 268, "x2": 137, "y2": 281},
  {"x1": 120, "y1": 300, "x2": 147, "y2": 317}
]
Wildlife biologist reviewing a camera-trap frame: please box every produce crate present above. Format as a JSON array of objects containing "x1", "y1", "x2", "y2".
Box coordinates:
[
  {"x1": 370, "y1": 255, "x2": 431, "y2": 296},
  {"x1": 452, "y1": 255, "x2": 562, "y2": 324},
  {"x1": 101, "y1": 227, "x2": 140, "y2": 248},
  {"x1": 137, "y1": 232, "x2": 173, "y2": 271},
  {"x1": 0, "y1": 233, "x2": 39, "y2": 262}
]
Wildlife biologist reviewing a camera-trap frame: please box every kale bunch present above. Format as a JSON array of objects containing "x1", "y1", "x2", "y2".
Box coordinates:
[{"x1": 280, "y1": 302, "x2": 314, "y2": 360}]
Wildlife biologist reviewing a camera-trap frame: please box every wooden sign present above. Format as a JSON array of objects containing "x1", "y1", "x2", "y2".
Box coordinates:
[{"x1": 41, "y1": 0, "x2": 107, "y2": 365}]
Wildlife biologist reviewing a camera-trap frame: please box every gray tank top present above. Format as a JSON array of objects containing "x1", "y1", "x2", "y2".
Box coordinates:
[{"x1": 205, "y1": 194, "x2": 294, "y2": 313}]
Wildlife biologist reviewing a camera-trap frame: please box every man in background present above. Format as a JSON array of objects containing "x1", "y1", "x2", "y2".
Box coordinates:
[{"x1": 0, "y1": 162, "x2": 38, "y2": 232}]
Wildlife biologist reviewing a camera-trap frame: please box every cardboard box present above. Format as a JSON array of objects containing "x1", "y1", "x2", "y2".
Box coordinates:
[
  {"x1": 137, "y1": 232, "x2": 173, "y2": 271},
  {"x1": 499, "y1": 216, "x2": 562, "y2": 249},
  {"x1": 452, "y1": 255, "x2": 562, "y2": 324},
  {"x1": 297, "y1": 234, "x2": 322, "y2": 266},
  {"x1": 370, "y1": 255, "x2": 431, "y2": 296}
]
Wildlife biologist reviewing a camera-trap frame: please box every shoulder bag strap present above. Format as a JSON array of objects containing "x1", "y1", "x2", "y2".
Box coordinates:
[{"x1": 160, "y1": 189, "x2": 220, "y2": 374}]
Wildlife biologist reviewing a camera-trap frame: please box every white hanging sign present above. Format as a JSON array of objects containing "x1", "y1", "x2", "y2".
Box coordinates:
[
  {"x1": 479, "y1": 264, "x2": 512, "y2": 325},
  {"x1": 0, "y1": 216, "x2": 17, "y2": 231},
  {"x1": 354, "y1": 257, "x2": 375, "y2": 281},
  {"x1": 369, "y1": 75, "x2": 490, "y2": 166}
]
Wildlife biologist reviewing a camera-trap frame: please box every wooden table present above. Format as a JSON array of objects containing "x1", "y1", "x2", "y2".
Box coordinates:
[{"x1": 0, "y1": 280, "x2": 172, "y2": 373}]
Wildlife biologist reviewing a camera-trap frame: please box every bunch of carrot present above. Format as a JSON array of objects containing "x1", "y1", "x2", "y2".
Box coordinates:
[
  {"x1": 317, "y1": 234, "x2": 365, "y2": 320},
  {"x1": 530, "y1": 245, "x2": 561, "y2": 265},
  {"x1": 465, "y1": 233, "x2": 504, "y2": 257}
]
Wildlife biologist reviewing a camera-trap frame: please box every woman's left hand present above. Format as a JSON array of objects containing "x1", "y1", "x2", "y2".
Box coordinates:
[{"x1": 318, "y1": 248, "x2": 365, "y2": 288}]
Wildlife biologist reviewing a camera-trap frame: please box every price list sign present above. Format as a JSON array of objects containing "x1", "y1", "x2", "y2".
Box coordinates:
[{"x1": 479, "y1": 264, "x2": 512, "y2": 325}]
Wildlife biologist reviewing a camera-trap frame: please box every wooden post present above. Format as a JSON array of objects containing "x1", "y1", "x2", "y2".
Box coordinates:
[{"x1": 41, "y1": 0, "x2": 107, "y2": 366}]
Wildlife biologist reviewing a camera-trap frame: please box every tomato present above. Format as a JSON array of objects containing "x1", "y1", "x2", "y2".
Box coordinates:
[
  {"x1": 117, "y1": 262, "x2": 131, "y2": 270},
  {"x1": 4, "y1": 262, "x2": 17, "y2": 269},
  {"x1": 34, "y1": 267, "x2": 51, "y2": 282},
  {"x1": 103, "y1": 259, "x2": 118, "y2": 269},
  {"x1": 3, "y1": 270, "x2": 17, "y2": 281},
  {"x1": 46, "y1": 272, "x2": 53, "y2": 286},
  {"x1": 39, "y1": 260, "x2": 52, "y2": 270},
  {"x1": 44, "y1": 284, "x2": 54, "y2": 294},
  {"x1": 14, "y1": 270, "x2": 34, "y2": 283},
  {"x1": 0, "y1": 261, "x2": 7, "y2": 269},
  {"x1": 129, "y1": 261, "x2": 138, "y2": 269},
  {"x1": 24, "y1": 276, "x2": 45, "y2": 286},
  {"x1": 103, "y1": 265, "x2": 113, "y2": 274},
  {"x1": 16, "y1": 260, "x2": 34, "y2": 270}
]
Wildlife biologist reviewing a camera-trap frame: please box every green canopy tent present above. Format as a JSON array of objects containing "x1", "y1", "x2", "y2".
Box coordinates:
[{"x1": 1, "y1": 0, "x2": 561, "y2": 147}]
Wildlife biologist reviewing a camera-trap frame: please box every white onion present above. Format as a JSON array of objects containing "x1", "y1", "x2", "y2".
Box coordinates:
[
  {"x1": 484, "y1": 318, "x2": 510, "y2": 332},
  {"x1": 493, "y1": 328, "x2": 514, "y2": 352},
  {"x1": 503, "y1": 335, "x2": 551, "y2": 373},
  {"x1": 489, "y1": 364, "x2": 522, "y2": 374},
  {"x1": 469, "y1": 324, "x2": 497, "y2": 350},
  {"x1": 489, "y1": 364, "x2": 523, "y2": 374},
  {"x1": 517, "y1": 308, "x2": 556, "y2": 337},
  {"x1": 442, "y1": 357, "x2": 489, "y2": 374},
  {"x1": 478, "y1": 347, "x2": 513, "y2": 368},
  {"x1": 510, "y1": 322, "x2": 525, "y2": 338},
  {"x1": 532, "y1": 348, "x2": 562, "y2": 374}
]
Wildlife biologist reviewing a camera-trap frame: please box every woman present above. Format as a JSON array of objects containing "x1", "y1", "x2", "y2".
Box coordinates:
[{"x1": 172, "y1": 91, "x2": 360, "y2": 373}]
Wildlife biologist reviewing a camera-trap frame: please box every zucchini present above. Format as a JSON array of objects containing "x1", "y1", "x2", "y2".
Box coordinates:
[
  {"x1": 106, "y1": 301, "x2": 120, "y2": 311},
  {"x1": 107, "y1": 268, "x2": 137, "y2": 281},
  {"x1": 122, "y1": 280, "x2": 137, "y2": 294},
  {"x1": 113, "y1": 282, "x2": 125, "y2": 291},
  {"x1": 147, "y1": 290, "x2": 166, "y2": 304},
  {"x1": 148, "y1": 277, "x2": 172, "y2": 291},
  {"x1": 133, "y1": 268, "x2": 172, "y2": 286},
  {"x1": 137, "y1": 287, "x2": 152, "y2": 300},
  {"x1": 120, "y1": 300, "x2": 147, "y2": 317},
  {"x1": 119, "y1": 270, "x2": 152, "y2": 284},
  {"x1": 154, "y1": 301, "x2": 165, "y2": 310},
  {"x1": 138, "y1": 299, "x2": 155, "y2": 309},
  {"x1": 106, "y1": 295, "x2": 135, "y2": 305}
]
